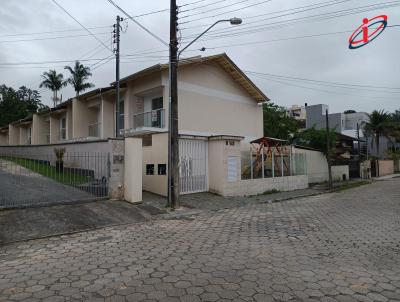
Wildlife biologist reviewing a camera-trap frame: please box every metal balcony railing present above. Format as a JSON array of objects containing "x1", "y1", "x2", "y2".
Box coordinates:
[
  {"x1": 88, "y1": 122, "x2": 101, "y2": 137},
  {"x1": 133, "y1": 109, "x2": 165, "y2": 129}
]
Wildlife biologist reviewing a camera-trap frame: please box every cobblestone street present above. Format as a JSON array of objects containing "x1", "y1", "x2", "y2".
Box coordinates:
[{"x1": 1, "y1": 178, "x2": 400, "y2": 302}]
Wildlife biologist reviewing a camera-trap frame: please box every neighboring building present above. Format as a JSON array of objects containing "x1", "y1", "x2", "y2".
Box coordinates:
[
  {"x1": 287, "y1": 104, "x2": 306, "y2": 121},
  {"x1": 305, "y1": 104, "x2": 400, "y2": 159}
]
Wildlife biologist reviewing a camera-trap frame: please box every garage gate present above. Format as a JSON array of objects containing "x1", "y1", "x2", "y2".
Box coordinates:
[{"x1": 179, "y1": 139, "x2": 208, "y2": 194}]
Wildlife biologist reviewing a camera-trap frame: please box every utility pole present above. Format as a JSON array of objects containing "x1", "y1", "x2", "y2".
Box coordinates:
[
  {"x1": 169, "y1": 0, "x2": 179, "y2": 209},
  {"x1": 357, "y1": 122, "x2": 361, "y2": 159},
  {"x1": 325, "y1": 109, "x2": 333, "y2": 188},
  {"x1": 113, "y1": 15, "x2": 122, "y2": 137}
]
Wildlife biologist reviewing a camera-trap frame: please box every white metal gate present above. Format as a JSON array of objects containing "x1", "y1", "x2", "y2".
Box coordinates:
[{"x1": 179, "y1": 139, "x2": 208, "y2": 194}]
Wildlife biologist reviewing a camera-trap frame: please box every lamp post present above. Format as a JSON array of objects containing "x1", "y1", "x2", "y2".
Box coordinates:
[{"x1": 168, "y1": 8, "x2": 242, "y2": 209}]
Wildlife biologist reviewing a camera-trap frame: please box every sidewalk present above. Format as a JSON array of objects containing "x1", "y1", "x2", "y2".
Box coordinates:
[
  {"x1": 142, "y1": 179, "x2": 371, "y2": 218},
  {"x1": 372, "y1": 173, "x2": 400, "y2": 181}
]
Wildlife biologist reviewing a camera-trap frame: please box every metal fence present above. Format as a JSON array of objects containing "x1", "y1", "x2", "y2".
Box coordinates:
[
  {"x1": 241, "y1": 146, "x2": 307, "y2": 180},
  {"x1": 0, "y1": 151, "x2": 110, "y2": 209}
]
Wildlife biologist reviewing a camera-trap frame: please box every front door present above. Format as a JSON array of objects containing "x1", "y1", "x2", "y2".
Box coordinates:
[{"x1": 179, "y1": 139, "x2": 208, "y2": 194}]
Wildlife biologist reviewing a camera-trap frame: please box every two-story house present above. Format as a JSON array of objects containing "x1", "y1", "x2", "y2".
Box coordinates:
[{"x1": 0, "y1": 53, "x2": 269, "y2": 196}]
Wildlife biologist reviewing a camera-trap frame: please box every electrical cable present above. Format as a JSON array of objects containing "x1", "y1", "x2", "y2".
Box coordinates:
[{"x1": 51, "y1": 0, "x2": 113, "y2": 53}]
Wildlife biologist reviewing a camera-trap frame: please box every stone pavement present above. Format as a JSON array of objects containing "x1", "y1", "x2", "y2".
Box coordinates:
[{"x1": 1, "y1": 178, "x2": 400, "y2": 301}]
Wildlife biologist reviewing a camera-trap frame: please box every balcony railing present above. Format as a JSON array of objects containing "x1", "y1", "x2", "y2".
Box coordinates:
[
  {"x1": 88, "y1": 122, "x2": 101, "y2": 137},
  {"x1": 133, "y1": 109, "x2": 165, "y2": 129}
]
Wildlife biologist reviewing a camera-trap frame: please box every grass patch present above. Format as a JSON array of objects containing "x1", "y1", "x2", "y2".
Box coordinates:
[
  {"x1": 331, "y1": 181, "x2": 371, "y2": 192},
  {"x1": 0, "y1": 156, "x2": 89, "y2": 185},
  {"x1": 261, "y1": 189, "x2": 281, "y2": 195}
]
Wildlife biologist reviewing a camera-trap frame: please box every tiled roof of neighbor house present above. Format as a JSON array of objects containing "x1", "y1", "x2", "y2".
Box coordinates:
[{"x1": 116, "y1": 53, "x2": 269, "y2": 103}]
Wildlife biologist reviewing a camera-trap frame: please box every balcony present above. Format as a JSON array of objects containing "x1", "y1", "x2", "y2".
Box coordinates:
[
  {"x1": 133, "y1": 109, "x2": 165, "y2": 130},
  {"x1": 88, "y1": 122, "x2": 101, "y2": 137}
]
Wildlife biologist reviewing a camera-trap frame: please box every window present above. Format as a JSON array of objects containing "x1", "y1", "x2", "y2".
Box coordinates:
[
  {"x1": 27, "y1": 127, "x2": 32, "y2": 144},
  {"x1": 151, "y1": 97, "x2": 163, "y2": 110},
  {"x1": 116, "y1": 99, "x2": 124, "y2": 135},
  {"x1": 158, "y1": 164, "x2": 167, "y2": 175},
  {"x1": 60, "y1": 117, "x2": 66, "y2": 140},
  {"x1": 146, "y1": 164, "x2": 154, "y2": 175},
  {"x1": 227, "y1": 156, "x2": 238, "y2": 182}
]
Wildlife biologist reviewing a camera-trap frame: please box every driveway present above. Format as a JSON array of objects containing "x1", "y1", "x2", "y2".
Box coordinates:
[
  {"x1": 0, "y1": 169, "x2": 94, "y2": 209},
  {"x1": 0, "y1": 178, "x2": 400, "y2": 301}
]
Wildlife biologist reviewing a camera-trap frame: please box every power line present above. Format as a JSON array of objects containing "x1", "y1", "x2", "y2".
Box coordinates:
[
  {"x1": 180, "y1": 0, "x2": 249, "y2": 18},
  {"x1": 51, "y1": 0, "x2": 113, "y2": 53},
  {"x1": 198, "y1": 24, "x2": 399, "y2": 50},
  {"x1": 181, "y1": 0, "x2": 350, "y2": 30},
  {"x1": 105, "y1": 0, "x2": 168, "y2": 46},
  {"x1": 0, "y1": 57, "x2": 110, "y2": 66},
  {"x1": 180, "y1": 0, "x2": 273, "y2": 24},
  {"x1": 179, "y1": 0, "x2": 212, "y2": 7},
  {"x1": 249, "y1": 75, "x2": 400, "y2": 100},
  {"x1": 0, "y1": 26, "x2": 112, "y2": 38},
  {"x1": 246, "y1": 71, "x2": 400, "y2": 92},
  {"x1": 182, "y1": 1, "x2": 400, "y2": 41},
  {"x1": 0, "y1": 32, "x2": 110, "y2": 44},
  {"x1": 179, "y1": 0, "x2": 230, "y2": 13}
]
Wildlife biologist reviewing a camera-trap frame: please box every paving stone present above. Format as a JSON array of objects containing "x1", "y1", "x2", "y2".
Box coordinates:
[{"x1": 0, "y1": 179, "x2": 399, "y2": 302}]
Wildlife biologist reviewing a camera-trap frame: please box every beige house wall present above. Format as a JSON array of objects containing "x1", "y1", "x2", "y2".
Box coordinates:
[
  {"x1": 101, "y1": 96, "x2": 115, "y2": 138},
  {"x1": 142, "y1": 132, "x2": 168, "y2": 196},
  {"x1": 8, "y1": 124, "x2": 20, "y2": 145},
  {"x1": 0, "y1": 133, "x2": 8, "y2": 145},
  {"x1": 72, "y1": 98, "x2": 90, "y2": 138},
  {"x1": 32, "y1": 114, "x2": 49, "y2": 145},
  {"x1": 160, "y1": 63, "x2": 263, "y2": 139},
  {"x1": 49, "y1": 115, "x2": 59, "y2": 144},
  {"x1": 66, "y1": 103, "x2": 73, "y2": 140},
  {"x1": 19, "y1": 126, "x2": 29, "y2": 145}
]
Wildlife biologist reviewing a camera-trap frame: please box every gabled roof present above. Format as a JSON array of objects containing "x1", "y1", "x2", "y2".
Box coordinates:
[{"x1": 116, "y1": 53, "x2": 269, "y2": 102}]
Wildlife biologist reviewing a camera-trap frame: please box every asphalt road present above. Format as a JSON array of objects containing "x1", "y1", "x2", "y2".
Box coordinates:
[{"x1": 0, "y1": 178, "x2": 400, "y2": 301}]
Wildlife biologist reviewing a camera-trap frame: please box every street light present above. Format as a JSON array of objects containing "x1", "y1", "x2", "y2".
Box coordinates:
[
  {"x1": 168, "y1": 15, "x2": 242, "y2": 209},
  {"x1": 178, "y1": 18, "x2": 243, "y2": 58}
]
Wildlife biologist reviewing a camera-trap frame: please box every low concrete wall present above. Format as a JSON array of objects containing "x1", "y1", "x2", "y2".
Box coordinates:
[
  {"x1": 222, "y1": 175, "x2": 309, "y2": 197},
  {"x1": 394, "y1": 160, "x2": 400, "y2": 173},
  {"x1": 378, "y1": 160, "x2": 394, "y2": 176},
  {"x1": 0, "y1": 138, "x2": 126, "y2": 200},
  {"x1": 331, "y1": 165, "x2": 349, "y2": 181}
]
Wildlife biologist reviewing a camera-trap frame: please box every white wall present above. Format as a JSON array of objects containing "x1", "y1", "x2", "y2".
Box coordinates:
[{"x1": 124, "y1": 138, "x2": 143, "y2": 203}]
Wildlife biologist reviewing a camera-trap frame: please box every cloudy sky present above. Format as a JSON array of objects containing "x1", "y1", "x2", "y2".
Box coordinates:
[{"x1": 1, "y1": 0, "x2": 399, "y2": 114}]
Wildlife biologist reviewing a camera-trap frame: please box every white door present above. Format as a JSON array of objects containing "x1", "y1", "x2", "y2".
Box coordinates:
[{"x1": 179, "y1": 139, "x2": 208, "y2": 194}]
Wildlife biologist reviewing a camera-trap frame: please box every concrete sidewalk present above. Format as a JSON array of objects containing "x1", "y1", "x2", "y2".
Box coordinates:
[{"x1": 0, "y1": 200, "x2": 163, "y2": 245}]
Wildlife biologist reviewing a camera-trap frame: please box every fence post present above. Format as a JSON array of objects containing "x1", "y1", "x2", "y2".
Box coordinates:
[
  {"x1": 272, "y1": 150, "x2": 275, "y2": 178},
  {"x1": 250, "y1": 149, "x2": 253, "y2": 179},
  {"x1": 281, "y1": 153, "x2": 284, "y2": 177},
  {"x1": 261, "y1": 146, "x2": 264, "y2": 179}
]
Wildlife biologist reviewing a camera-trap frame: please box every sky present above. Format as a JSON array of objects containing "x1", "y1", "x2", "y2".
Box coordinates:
[{"x1": 0, "y1": 0, "x2": 399, "y2": 114}]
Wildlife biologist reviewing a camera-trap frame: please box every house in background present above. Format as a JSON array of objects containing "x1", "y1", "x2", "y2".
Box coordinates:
[{"x1": 287, "y1": 104, "x2": 306, "y2": 121}]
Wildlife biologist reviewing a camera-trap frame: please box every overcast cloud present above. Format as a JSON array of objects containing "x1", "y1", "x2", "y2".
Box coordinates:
[{"x1": 0, "y1": 0, "x2": 399, "y2": 114}]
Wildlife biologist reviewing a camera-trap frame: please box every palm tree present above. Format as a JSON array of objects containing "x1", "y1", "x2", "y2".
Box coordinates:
[
  {"x1": 39, "y1": 70, "x2": 66, "y2": 107},
  {"x1": 363, "y1": 110, "x2": 393, "y2": 176},
  {"x1": 64, "y1": 61, "x2": 94, "y2": 97}
]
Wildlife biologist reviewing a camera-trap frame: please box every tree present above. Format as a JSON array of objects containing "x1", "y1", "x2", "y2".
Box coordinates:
[
  {"x1": 64, "y1": 61, "x2": 94, "y2": 96},
  {"x1": 363, "y1": 110, "x2": 393, "y2": 159},
  {"x1": 292, "y1": 127, "x2": 336, "y2": 158},
  {"x1": 0, "y1": 85, "x2": 47, "y2": 127},
  {"x1": 263, "y1": 102, "x2": 299, "y2": 140},
  {"x1": 39, "y1": 70, "x2": 67, "y2": 107}
]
